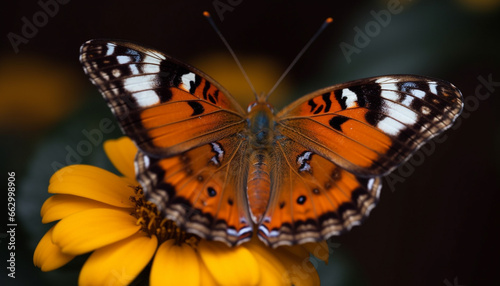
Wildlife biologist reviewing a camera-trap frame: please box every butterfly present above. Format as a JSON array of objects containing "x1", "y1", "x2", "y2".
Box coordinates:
[{"x1": 79, "y1": 39, "x2": 463, "y2": 248}]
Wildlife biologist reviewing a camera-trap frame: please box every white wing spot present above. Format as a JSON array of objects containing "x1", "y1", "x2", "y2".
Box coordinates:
[
  {"x1": 129, "y1": 64, "x2": 140, "y2": 75},
  {"x1": 421, "y1": 106, "x2": 431, "y2": 115},
  {"x1": 377, "y1": 117, "x2": 405, "y2": 136},
  {"x1": 117, "y1": 55, "x2": 131, "y2": 64},
  {"x1": 112, "y1": 68, "x2": 121, "y2": 78},
  {"x1": 100, "y1": 71, "x2": 110, "y2": 81},
  {"x1": 380, "y1": 90, "x2": 400, "y2": 101},
  {"x1": 180, "y1": 72, "x2": 196, "y2": 92},
  {"x1": 384, "y1": 101, "x2": 418, "y2": 127},
  {"x1": 342, "y1": 89, "x2": 358, "y2": 108},
  {"x1": 411, "y1": 89, "x2": 426, "y2": 99},
  {"x1": 123, "y1": 74, "x2": 157, "y2": 93},
  {"x1": 132, "y1": 90, "x2": 160, "y2": 107},
  {"x1": 105, "y1": 45, "x2": 115, "y2": 56},
  {"x1": 429, "y1": 82, "x2": 438, "y2": 95}
]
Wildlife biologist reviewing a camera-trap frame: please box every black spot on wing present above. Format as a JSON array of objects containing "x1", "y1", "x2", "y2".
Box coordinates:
[
  {"x1": 207, "y1": 187, "x2": 217, "y2": 197},
  {"x1": 334, "y1": 89, "x2": 347, "y2": 110},
  {"x1": 349, "y1": 83, "x2": 383, "y2": 125},
  {"x1": 187, "y1": 101, "x2": 205, "y2": 116},
  {"x1": 308, "y1": 99, "x2": 318, "y2": 113},
  {"x1": 313, "y1": 105, "x2": 324, "y2": 115},
  {"x1": 322, "y1": 93, "x2": 332, "y2": 112},
  {"x1": 329, "y1": 115, "x2": 349, "y2": 132}
]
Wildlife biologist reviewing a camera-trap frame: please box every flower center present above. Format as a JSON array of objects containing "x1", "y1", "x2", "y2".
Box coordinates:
[{"x1": 130, "y1": 186, "x2": 199, "y2": 246}]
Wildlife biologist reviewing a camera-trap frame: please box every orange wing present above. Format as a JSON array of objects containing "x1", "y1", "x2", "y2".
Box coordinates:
[
  {"x1": 80, "y1": 40, "x2": 252, "y2": 245},
  {"x1": 276, "y1": 75, "x2": 463, "y2": 177},
  {"x1": 258, "y1": 137, "x2": 381, "y2": 247},
  {"x1": 80, "y1": 40, "x2": 246, "y2": 156},
  {"x1": 136, "y1": 133, "x2": 252, "y2": 246},
  {"x1": 258, "y1": 75, "x2": 463, "y2": 247}
]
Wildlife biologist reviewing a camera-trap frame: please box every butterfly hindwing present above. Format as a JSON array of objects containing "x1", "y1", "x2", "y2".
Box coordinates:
[
  {"x1": 80, "y1": 40, "x2": 246, "y2": 156},
  {"x1": 276, "y1": 75, "x2": 463, "y2": 177},
  {"x1": 258, "y1": 138, "x2": 381, "y2": 247},
  {"x1": 136, "y1": 133, "x2": 253, "y2": 246}
]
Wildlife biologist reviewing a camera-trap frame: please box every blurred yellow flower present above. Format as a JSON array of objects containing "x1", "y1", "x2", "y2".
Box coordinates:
[
  {"x1": 34, "y1": 137, "x2": 328, "y2": 285},
  {"x1": 0, "y1": 56, "x2": 83, "y2": 131}
]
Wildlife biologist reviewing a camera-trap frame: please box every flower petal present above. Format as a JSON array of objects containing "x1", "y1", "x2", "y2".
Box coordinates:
[
  {"x1": 302, "y1": 241, "x2": 329, "y2": 264},
  {"x1": 151, "y1": 240, "x2": 200, "y2": 286},
  {"x1": 244, "y1": 241, "x2": 290, "y2": 285},
  {"x1": 33, "y1": 226, "x2": 75, "y2": 271},
  {"x1": 104, "y1": 137, "x2": 137, "y2": 180},
  {"x1": 41, "y1": 194, "x2": 130, "y2": 223},
  {"x1": 199, "y1": 257, "x2": 218, "y2": 286},
  {"x1": 49, "y1": 165, "x2": 136, "y2": 207},
  {"x1": 274, "y1": 247, "x2": 320, "y2": 286},
  {"x1": 52, "y1": 208, "x2": 140, "y2": 255},
  {"x1": 198, "y1": 240, "x2": 260, "y2": 286},
  {"x1": 79, "y1": 232, "x2": 157, "y2": 286}
]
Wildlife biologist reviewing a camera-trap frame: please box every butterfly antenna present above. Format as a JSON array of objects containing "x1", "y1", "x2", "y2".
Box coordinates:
[
  {"x1": 266, "y1": 17, "x2": 333, "y2": 100},
  {"x1": 203, "y1": 11, "x2": 258, "y2": 98}
]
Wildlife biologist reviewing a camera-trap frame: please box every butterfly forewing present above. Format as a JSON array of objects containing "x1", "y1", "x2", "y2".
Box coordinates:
[
  {"x1": 276, "y1": 75, "x2": 463, "y2": 177},
  {"x1": 80, "y1": 40, "x2": 253, "y2": 245},
  {"x1": 80, "y1": 40, "x2": 246, "y2": 156}
]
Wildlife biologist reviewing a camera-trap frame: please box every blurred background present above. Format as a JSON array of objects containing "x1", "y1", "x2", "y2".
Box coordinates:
[{"x1": 1, "y1": 0, "x2": 499, "y2": 285}]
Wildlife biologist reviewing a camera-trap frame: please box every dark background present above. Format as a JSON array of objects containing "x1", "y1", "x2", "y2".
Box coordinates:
[{"x1": 1, "y1": 0, "x2": 499, "y2": 285}]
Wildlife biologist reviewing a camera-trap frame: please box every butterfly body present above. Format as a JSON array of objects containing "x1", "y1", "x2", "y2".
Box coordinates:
[
  {"x1": 80, "y1": 39, "x2": 463, "y2": 248},
  {"x1": 245, "y1": 99, "x2": 276, "y2": 224}
]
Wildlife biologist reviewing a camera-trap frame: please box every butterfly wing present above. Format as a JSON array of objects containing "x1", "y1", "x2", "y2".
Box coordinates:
[
  {"x1": 137, "y1": 133, "x2": 252, "y2": 246},
  {"x1": 80, "y1": 40, "x2": 246, "y2": 156},
  {"x1": 276, "y1": 75, "x2": 463, "y2": 177},
  {"x1": 258, "y1": 138, "x2": 381, "y2": 247},
  {"x1": 80, "y1": 40, "x2": 252, "y2": 245},
  {"x1": 258, "y1": 75, "x2": 463, "y2": 247}
]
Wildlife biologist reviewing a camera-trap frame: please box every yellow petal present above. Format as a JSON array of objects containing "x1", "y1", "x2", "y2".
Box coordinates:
[
  {"x1": 41, "y1": 194, "x2": 130, "y2": 223},
  {"x1": 244, "y1": 241, "x2": 290, "y2": 285},
  {"x1": 104, "y1": 137, "x2": 137, "y2": 180},
  {"x1": 151, "y1": 240, "x2": 200, "y2": 286},
  {"x1": 52, "y1": 208, "x2": 140, "y2": 255},
  {"x1": 198, "y1": 240, "x2": 260, "y2": 286},
  {"x1": 199, "y1": 257, "x2": 218, "y2": 286},
  {"x1": 274, "y1": 247, "x2": 320, "y2": 286},
  {"x1": 79, "y1": 232, "x2": 157, "y2": 286},
  {"x1": 302, "y1": 241, "x2": 329, "y2": 264},
  {"x1": 49, "y1": 165, "x2": 136, "y2": 207},
  {"x1": 33, "y1": 226, "x2": 75, "y2": 271}
]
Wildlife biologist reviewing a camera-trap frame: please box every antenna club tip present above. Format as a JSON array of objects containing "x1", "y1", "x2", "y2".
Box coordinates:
[
  {"x1": 203, "y1": 11, "x2": 210, "y2": 17},
  {"x1": 326, "y1": 17, "x2": 333, "y2": 23}
]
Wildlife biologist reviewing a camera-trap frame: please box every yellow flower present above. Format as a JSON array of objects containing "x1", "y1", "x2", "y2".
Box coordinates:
[{"x1": 34, "y1": 137, "x2": 329, "y2": 285}]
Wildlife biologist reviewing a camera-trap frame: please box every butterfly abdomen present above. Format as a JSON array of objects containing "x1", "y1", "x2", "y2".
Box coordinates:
[{"x1": 246, "y1": 150, "x2": 272, "y2": 224}]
